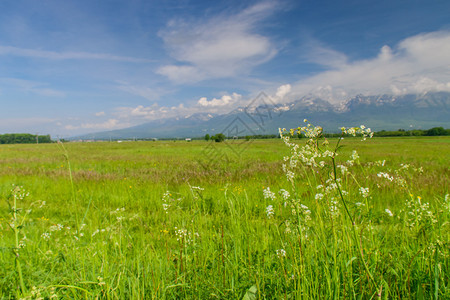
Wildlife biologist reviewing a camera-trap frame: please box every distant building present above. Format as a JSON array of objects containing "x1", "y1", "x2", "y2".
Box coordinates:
[{"x1": 185, "y1": 138, "x2": 192, "y2": 142}]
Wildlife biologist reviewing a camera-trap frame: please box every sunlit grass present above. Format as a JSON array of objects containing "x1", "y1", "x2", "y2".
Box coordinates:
[{"x1": 0, "y1": 134, "x2": 449, "y2": 298}]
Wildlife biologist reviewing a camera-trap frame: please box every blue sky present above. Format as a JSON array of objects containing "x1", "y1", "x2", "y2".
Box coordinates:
[{"x1": 1, "y1": 0, "x2": 449, "y2": 137}]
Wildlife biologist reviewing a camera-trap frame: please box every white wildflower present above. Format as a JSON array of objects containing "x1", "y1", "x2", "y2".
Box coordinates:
[
  {"x1": 351, "y1": 150, "x2": 359, "y2": 161},
  {"x1": 41, "y1": 232, "x2": 51, "y2": 240},
  {"x1": 279, "y1": 189, "x2": 290, "y2": 200},
  {"x1": 263, "y1": 187, "x2": 276, "y2": 200},
  {"x1": 49, "y1": 224, "x2": 63, "y2": 231},
  {"x1": 337, "y1": 164, "x2": 348, "y2": 175},
  {"x1": 359, "y1": 187, "x2": 370, "y2": 198},
  {"x1": 276, "y1": 249, "x2": 286, "y2": 258},
  {"x1": 385, "y1": 209, "x2": 394, "y2": 217},
  {"x1": 266, "y1": 205, "x2": 274, "y2": 218},
  {"x1": 191, "y1": 186, "x2": 204, "y2": 191},
  {"x1": 175, "y1": 228, "x2": 198, "y2": 245},
  {"x1": 377, "y1": 172, "x2": 394, "y2": 181}
]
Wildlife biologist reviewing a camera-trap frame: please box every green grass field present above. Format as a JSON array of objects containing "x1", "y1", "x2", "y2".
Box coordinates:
[{"x1": 1, "y1": 132, "x2": 449, "y2": 299}]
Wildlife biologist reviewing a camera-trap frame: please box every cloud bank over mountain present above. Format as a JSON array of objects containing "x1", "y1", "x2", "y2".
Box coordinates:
[
  {"x1": 104, "y1": 30, "x2": 450, "y2": 128},
  {"x1": 289, "y1": 31, "x2": 450, "y2": 102}
]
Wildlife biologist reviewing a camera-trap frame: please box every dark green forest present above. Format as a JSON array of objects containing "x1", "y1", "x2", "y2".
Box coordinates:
[
  {"x1": 0, "y1": 133, "x2": 52, "y2": 144},
  {"x1": 372, "y1": 127, "x2": 450, "y2": 137}
]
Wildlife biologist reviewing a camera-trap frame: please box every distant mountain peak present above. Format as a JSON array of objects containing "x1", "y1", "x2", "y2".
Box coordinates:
[{"x1": 71, "y1": 92, "x2": 450, "y2": 140}]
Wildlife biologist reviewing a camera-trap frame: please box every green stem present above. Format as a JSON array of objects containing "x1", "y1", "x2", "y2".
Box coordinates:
[
  {"x1": 330, "y1": 141, "x2": 378, "y2": 292},
  {"x1": 13, "y1": 193, "x2": 26, "y2": 296},
  {"x1": 58, "y1": 142, "x2": 79, "y2": 229},
  {"x1": 331, "y1": 156, "x2": 355, "y2": 226}
]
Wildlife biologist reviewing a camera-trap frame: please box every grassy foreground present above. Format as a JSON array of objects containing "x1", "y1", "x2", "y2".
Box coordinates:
[{"x1": 0, "y1": 128, "x2": 449, "y2": 299}]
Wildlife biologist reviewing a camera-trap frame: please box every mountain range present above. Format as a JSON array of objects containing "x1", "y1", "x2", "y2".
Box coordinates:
[{"x1": 72, "y1": 92, "x2": 450, "y2": 140}]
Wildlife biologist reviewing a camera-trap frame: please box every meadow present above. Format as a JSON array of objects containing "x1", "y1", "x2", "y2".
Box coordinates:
[{"x1": 0, "y1": 124, "x2": 449, "y2": 299}]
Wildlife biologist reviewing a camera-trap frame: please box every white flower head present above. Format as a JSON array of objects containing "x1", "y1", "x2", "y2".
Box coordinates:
[
  {"x1": 385, "y1": 208, "x2": 394, "y2": 217},
  {"x1": 263, "y1": 187, "x2": 276, "y2": 200},
  {"x1": 276, "y1": 248, "x2": 286, "y2": 258},
  {"x1": 41, "y1": 232, "x2": 51, "y2": 240},
  {"x1": 266, "y1": 205, "x2": 274, "y2": 218},
  {"x1": 315, "y1": 193, "x2": 324, "y2": 200},
  {"x1": 359, "y1": 187, "x2": 370, "y2": 198},
  {"x1": 279, "y1": 189, "x2": 290, "y2": 200}
]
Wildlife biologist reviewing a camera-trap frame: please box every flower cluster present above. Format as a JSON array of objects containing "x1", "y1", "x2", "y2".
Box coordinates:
[
  {"x1": 174, "y1": 227, "x2": 199, "y2": 246},
  {"x1": 49, "y1": 223, "x2": 63, "y2": 232},
  {"x1": 385, "y1": 208, "x2": 394, "y2": 217},
  {"x1": 279, "y1": 189, "x2": 290, "y2": 201},
  {"x1": 359, "y1": 187, "x2": 370, "y2": 198},
  {"x1": 403, "y1": 196, "x2": 437, "y2": 229},
  {"x1": 346, "y1": 150, "x2": 360, "y2": 166},
  {"x1": 11, "y1": 184, "x2": 30, "y2": 201},
  {"x1": 341, "y1": 125, "x2": 373, "y2": 140},
  {"x1": 189, "y1": 184, "x2": 205, "y2": 201},
  {"x1": 161, "y1": 191, "x2": 182, "y2": 213},
  {"x1": 377, "y1": 172, "x2": 394, "y2": 181},
  {"x1": 276, "y1": 248, "x2": 286, "y2": 259},
  {"x1": 263, "y1": 187, "x2": 276, "y2": 200},
  {"x1": 266, "y1": 205, "x2": 274, "y2": 218}
]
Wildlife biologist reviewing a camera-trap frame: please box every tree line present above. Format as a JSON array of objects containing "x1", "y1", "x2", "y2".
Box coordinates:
[
  {"x1": 372, "y1": 127, "x2": 450, "y2": 137},
  {"x1": 0, "y1": 134, "x2": 52, "y2": 144},
  {"x1": 203, "y1": 126, "x2": 450, "y2": 142}
]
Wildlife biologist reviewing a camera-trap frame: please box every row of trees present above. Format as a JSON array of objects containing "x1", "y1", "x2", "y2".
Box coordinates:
[
  {"x1": 204, "y1": 133, "x2": 226, "y2": 142},
  {"x1": 203, "y1": 127, "x2": 450, "y2": 142},
  {"x1": 0, "y1": 134, "x2": 52, "y2": 144},
  {"x1": 4, "y1": 127, "x2": 446, "y2": 145},
  {"x1": 373, "y1": 127, "x2": 450, "y2": 137}
]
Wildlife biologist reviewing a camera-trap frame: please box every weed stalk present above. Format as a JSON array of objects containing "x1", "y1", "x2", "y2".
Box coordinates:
[{"x1": 12, "y1": 190, "x2": 26, "y2": 296}]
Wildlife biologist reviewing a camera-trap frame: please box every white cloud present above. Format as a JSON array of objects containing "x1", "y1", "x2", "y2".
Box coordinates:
[
  {"x1": 95, "y1": 111, "x2": 105, "y2": 117},
  {"x1": 157, "y1": 65, "x2": 203, "y2": 83},
  {"x1": 157, "y1": 1, "x2": 278, "y2": 83},
  {"x1": 65, "y1": 119, "x2": 125, "y2": 130},
  {"x1": 0, "y1": 45, "x2": 153, "y2": 63},
  {"x1": 197, "y1": 93, "x2": 242, "y2": 107},
  {"x1": 115, "y1": 91, "x2": 245, "y2": 122},
  {"x1": 291, "y1": 31, "x2": 450, "y2": 102},
  {"x1": 275, "y1": 84, "x2": 291, "y2": 101},
  {"x1": 128, "y1": 105, "x2": 158, "y2": 118},
  {"x1": 115, "y1": 103, "x2": 186, "y2": 120}
]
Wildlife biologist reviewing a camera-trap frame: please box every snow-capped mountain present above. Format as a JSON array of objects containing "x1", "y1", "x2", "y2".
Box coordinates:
[{"x1": 72, "y1": 92, "x2": 450, "y2": 140}]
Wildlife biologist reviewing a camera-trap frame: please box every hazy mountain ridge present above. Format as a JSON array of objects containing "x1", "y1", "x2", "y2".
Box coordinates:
[{"x1": 72, "y1": 92, "x2": 450, "y2": 140}]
